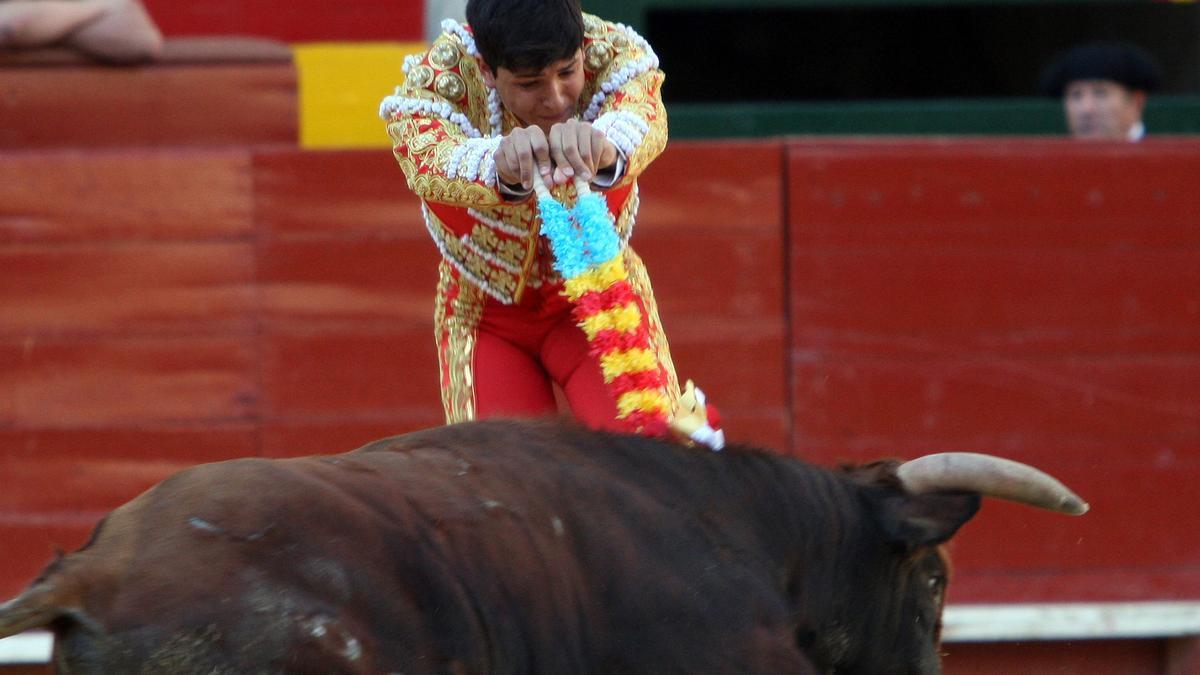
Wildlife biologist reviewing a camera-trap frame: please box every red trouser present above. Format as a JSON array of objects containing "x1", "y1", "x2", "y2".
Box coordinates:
[{"x1": 473, "y1": 280, "x2": 625, "y2": 431}]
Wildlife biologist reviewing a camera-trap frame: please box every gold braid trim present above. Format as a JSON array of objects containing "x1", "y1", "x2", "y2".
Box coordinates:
[
  {"x1": 622, "y1": 248, "x2": 681, "y2": 408},
  {"x1": 435, "y1": 262, "x2": 484, "y2": 423}
]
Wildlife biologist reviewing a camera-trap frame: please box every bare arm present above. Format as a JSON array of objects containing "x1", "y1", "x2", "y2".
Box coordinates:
[
  {"x1": 0, "y1": 0, "x2": 161, "y2": 62},
  {"x1": 69, "y1": 0, "x2": 161, "y2": 62}
]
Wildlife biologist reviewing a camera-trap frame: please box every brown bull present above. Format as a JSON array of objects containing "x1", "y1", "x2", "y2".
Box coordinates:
[{"x1": 0, "y1": 419, "x2": 1086, "y2": 674}]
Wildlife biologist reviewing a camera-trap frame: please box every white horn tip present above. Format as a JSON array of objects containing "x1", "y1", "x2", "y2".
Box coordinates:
[{"x1": 1061, "y1": 497, "x2": 1089, "y2": 516}]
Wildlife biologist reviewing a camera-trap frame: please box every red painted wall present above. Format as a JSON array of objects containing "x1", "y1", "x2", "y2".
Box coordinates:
[
  {"x1": 140, "y1": 0, "x2": 425, "y2": 42},
  {"x1": 4, "y1": 138, "x2": 1196, "y2": 606},
  {"x1": 786, "y1": 139, "x2": 1200, "y2": 604}
]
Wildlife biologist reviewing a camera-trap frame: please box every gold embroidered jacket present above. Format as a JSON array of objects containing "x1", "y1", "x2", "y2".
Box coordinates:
[{"x1": 381, "y1": 14, "x2": 667, "y2": 304}]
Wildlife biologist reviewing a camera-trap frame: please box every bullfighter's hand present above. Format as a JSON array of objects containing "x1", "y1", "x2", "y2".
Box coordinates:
[
  {"x1": 547, "y1": 119, "x2": 617, "y2": 186},
  {"x1": 495, "y1": 125, "x2": 553, "y2": 191}
]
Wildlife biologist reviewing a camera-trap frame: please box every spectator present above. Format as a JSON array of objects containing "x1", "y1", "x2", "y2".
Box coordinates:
[
  {"x1": 1039, "y1": 42, "x2": 1162, "y2": 141},
  {"x1": 0, "y1": 0, "x2": 162, "y2": 63}
]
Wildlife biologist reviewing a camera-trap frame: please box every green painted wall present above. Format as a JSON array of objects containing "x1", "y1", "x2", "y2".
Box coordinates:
[
  {"x1": 665, "y1": 96, "x2": 1200, "y2": 139},
  {"x1": 583, "y1": 0, "x2": 1134, "y2": 33}
]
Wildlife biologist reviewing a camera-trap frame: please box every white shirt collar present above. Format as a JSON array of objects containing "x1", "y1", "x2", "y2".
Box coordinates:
[{"x1": 1127, "y1": 121, "x2": 1146, "y2": 142}]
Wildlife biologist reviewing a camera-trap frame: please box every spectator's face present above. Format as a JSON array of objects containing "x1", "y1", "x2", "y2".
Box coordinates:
[
  {"x1": 483, "y1": 50, "x2": 585, "y2": 134},
  {"x1": 1063, "y1": 80, "x2": 1146, "y2": 140}
]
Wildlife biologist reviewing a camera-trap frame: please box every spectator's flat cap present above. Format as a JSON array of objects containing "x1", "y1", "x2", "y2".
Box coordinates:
[{"x1": 1039, "y1": 42, "x2": 1162, "y2": 97}]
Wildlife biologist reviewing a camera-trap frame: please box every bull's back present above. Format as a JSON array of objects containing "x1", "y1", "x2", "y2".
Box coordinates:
[
  {"x1": 41, "y1": 455, "x2": 432, "y2": 672},
  {"x1": 21, "y1": 420, "x2": 810, "y2": 673}
]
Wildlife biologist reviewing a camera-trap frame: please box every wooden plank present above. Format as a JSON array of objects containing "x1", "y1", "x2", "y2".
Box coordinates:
[
  {"x1": 0, "y1": 632, "x2": 52, "y2": 668},
  {"x1": 141, "y1": 0, "x2": 424, "y2": 42},
  {"x1": 943, "y1": 602, "x2": 1200, "y2": 642},
  {"x1": 259, "y1": 239, "x2": 439, "y2": 330},
  {"x1": 253, "y1": 149, "x2": 425, "y2": 239},
  {"x1": 0, "y1": 66, "x2": 296, "y2": 149},
  {"x1": 790, "y1": 139, "x2": 1200, "y2": 246},
  {"x1": 942, "y1": 638, "x2": 1162, "y2": 675},
  {"x1": 785, "y1": 138, "x2": 1200, "y2": 603},
  {"x1": 665, "y1": 323, "x2": 788, "y2": 450},
  {"x1": 260, "y1": 331, "x2": 440, "y2": 419},
  {"x1": 0, "y1": 337, "x2": 256, "y2": 427},
  {"x1": 260, "y1": 421, "x2": 441, "y2": 459},
  {"x1": 2, "y1": 458, "x2": 195, "y2": 515},
  {"x1": 942, "y1": 557, "x2": 1200, "y2": 604},
  {"x1": 637, "y1": 141, "x2": 788, "y2": 449},
  {"x1": 791, "y1": 358, "x2": 1199, "y2": 447},
  {"x1": 950, "y1": 463, "x2": 1200, "y2": 570},
  {"x1": 0, "y1": 426, "x2": 257, "y2": 463},
  {"x1": 0, "y1": 630, "x2": 53, "y2": 668},
  {"x1": 638, "y1": 140, "x2": 784, "y2": 235},
  {"x1": 790, "y1": 249, "x2": 1200, "y2": 356},
  {"x1": 0, "y1": 150, "x2": 254, "y2": 243},
  {"x1": 0, "y1": 243, "x2": 254, "y2": 338}
]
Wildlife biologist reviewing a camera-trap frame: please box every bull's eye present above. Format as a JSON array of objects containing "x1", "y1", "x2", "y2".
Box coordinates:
[{"x1": 927, "y1": 575, "x2": 945, "y2": 605}]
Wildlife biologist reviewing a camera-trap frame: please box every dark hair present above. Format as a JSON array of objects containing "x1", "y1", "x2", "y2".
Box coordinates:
[
  {"x1": 466, "y1": 0, "x2": 584, "y2": 73},
  {"x1": 1038, "y1": 42, "x2": 1162, "y2": 97}
]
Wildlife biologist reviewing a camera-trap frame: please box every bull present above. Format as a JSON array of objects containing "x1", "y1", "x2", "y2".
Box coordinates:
[{"x1": 0, "y1": 419, "x2": 1086, "y2": 674}]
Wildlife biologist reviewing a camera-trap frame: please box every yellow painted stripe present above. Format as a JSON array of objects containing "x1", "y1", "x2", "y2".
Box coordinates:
[
  {"x1": 599, "y1": 348, "x2": 658, "y2": 381},
  {"x1": 617, "y1": 389, "x2": 670, "y2": 417},
  {"x1": 579, "y1": 303, "x2": 642, "y2": 339},
  {"x1": 293, "y1": 41, "x2": 427, "y2": 149}
]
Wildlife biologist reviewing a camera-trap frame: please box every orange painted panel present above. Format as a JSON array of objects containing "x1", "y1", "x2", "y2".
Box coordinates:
[
  {"x1": 260, "y1": 331, "x2": 440, "y2": 418},
  {"x1": 0, "y1": 150, "x2": 254, "y2": 243},
  {"x1": 0, "y1": 337, "x2": 256, "y2": 427},
  {"x1": 0, "y1": 243, "x2": 254, "y2": 338},
  {"x1": 253, "y1": 149, "x2": 425, "y2": 238},
  {"x1": 0, "y1": 64, "x2": 296, "y2": 149}
]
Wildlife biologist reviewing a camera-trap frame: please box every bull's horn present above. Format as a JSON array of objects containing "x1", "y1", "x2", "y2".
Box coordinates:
[{"x1": 896, "y1": 452, "x2": 1089, "y2": 515}]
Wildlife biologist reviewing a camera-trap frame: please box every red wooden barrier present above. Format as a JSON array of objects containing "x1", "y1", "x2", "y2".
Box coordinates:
[
  {"x1": 637, "y1": 140, "x2": 789, "y2": 450},
  {"x1": 0, "y1": 38, "x2": 297, "y2": 150},
  {"x1": 787, "y1": 138, "x2": 1200, "y2": 603},
  {"x1": 2, "y1": 137, "x2": 1197, "y2": 675},
  {"x1": 141, "y1": 0, "x2": 425, "y2": 42}
]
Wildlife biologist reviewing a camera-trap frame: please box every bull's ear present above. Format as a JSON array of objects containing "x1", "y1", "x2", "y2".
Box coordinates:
[{"x1": 878, "y1": 491, "x2": 981, "y2": 550}]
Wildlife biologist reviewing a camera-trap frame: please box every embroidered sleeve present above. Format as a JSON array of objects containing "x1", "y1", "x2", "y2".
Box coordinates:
[
  {"x1": 380, "y1": 28, "x2": 505, "y2": 208},
  {"x1": 580, "y1": 17, "x2": 667, "y2": 182}
]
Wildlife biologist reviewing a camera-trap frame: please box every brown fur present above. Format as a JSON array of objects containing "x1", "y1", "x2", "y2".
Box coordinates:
[{"x1": 1, "y1": 419, "x2": 982, "y2": 674}]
